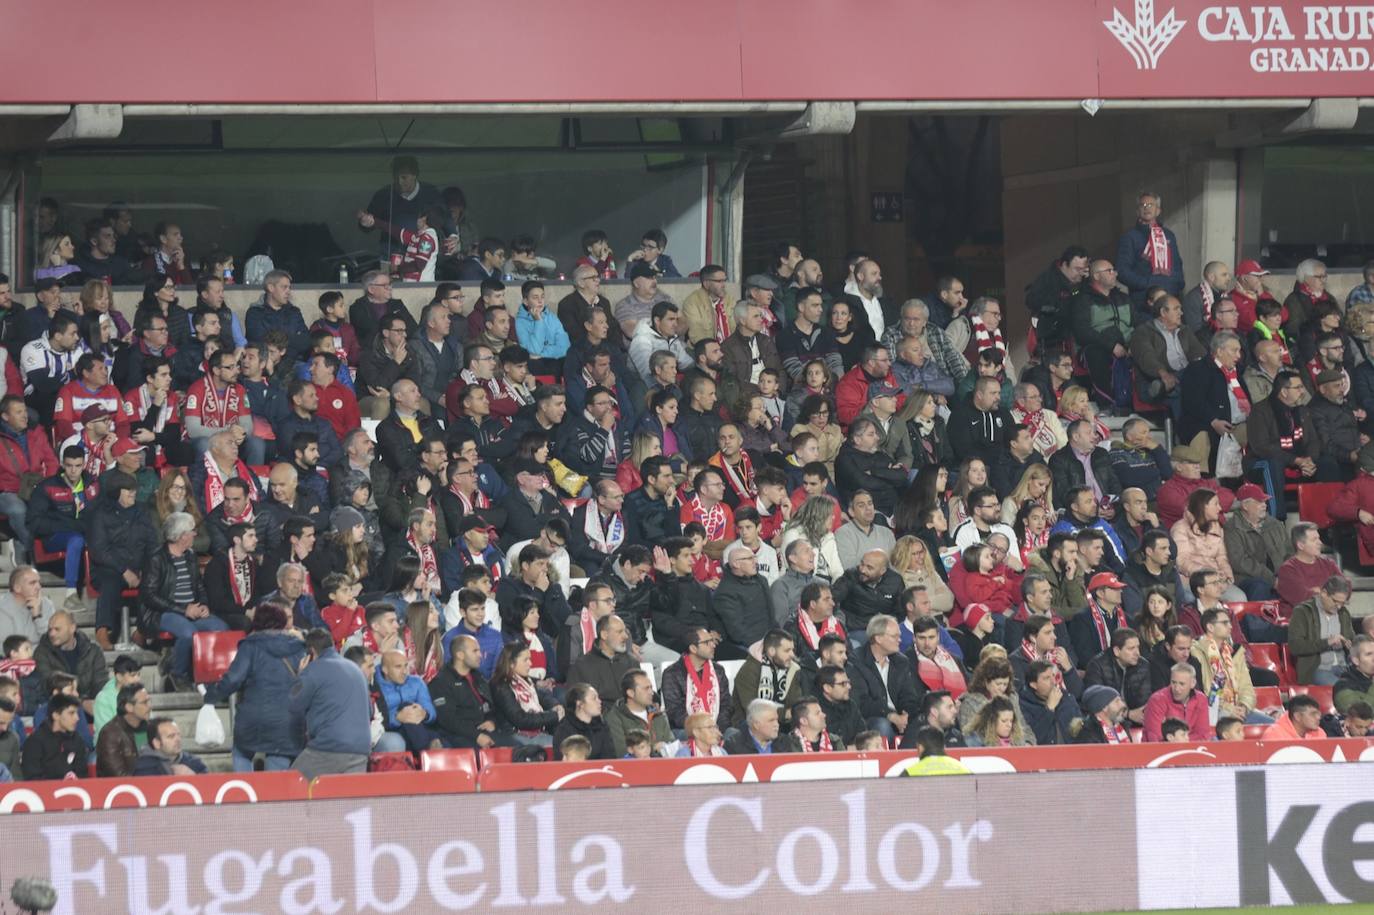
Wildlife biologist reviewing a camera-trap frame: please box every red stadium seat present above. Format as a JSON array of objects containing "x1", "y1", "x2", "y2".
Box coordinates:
[
  {"x1": 1297, "y1": 482, "x2": 1344, "y2": 529},
  {"x1": 193, "y1": 631, "x2": 246, "y2": 685},
  {"x1": 1359, "y1": 536, "x2": 1374, "y2": 568},
  {"x1": 1243, "y1": 724, "x2": 1268, "y2": 739},
  {"x1": 31, "y1": 539, "x2": 65, "y2": 566},
  {"x1": 1287, "y1": 684, "x2": 1336, "y2": 715},
  {"x1": 1247, "y1": 643, "x2": 1293, "y2": 688},
  {"x1": 368, "y1": 751, "x2": 417, "y2": 772},
  {"x1": 479, "y1": 746, "x2": 514, "y2": 768},
  {"x1": 1253, "y1": 686, "x2": 1284, "y2": 714},
  {"x1": 420, "y1": 748, "x2": 478, "y2": 778}
]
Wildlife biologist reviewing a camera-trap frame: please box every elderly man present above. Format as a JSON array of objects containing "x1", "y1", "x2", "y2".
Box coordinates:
[
  {"x1": 947, "y1": 296, "x2": 1016, "y2": 381},
  {"x1": 1108, "y1": 419, "x2": 1171, "y2": 502},
  {"x1": 557, "y1": 265, "x2": 617, "y2": 344},
  {"x1": 722, "y1": 698, "x2": 782, "y2": 755},
  {"x1": 1181, "y1": 261, "x2": 1233, "y2": 334},
  {"x1": 375, "y1": 378, "x2": 441, "y2": 473},
  {"x1": 141, "y1": 512, "x2": 226, "y2": 690},
  {"x1": 613, "y1": 262, "x2": 673, "y2": 339},
  {"x1": 1289, "y1": 575, "x2": 1355, "y2": 686},
  {"x1": 1011, "y1": 382, "x2": 1066, "y2": 459},
  {"x1": 884, "y1": 298, "x2": 969, "y2": 386},
  {"x1": 851, "y1": 615, "x2": 922, "y2": 740},
  {"x1": 1117, "y1": 191, "x2": 1185, "y2": 306},
  {"x1": 259, "y1": 464, "x2": 324, "y2": 552},
  {"x1": 1284, "y1": 258, "x2": 1337, "y2": 340},
  {"x1": 1073, "y1": 259, "x2": 1134, "y2": 401},
  {"x1": 1180, "y1": 331, "x2": 1251, "y2": 477},
  {"x1": 266, "y1": 561, "x2": 324, "y2": 631},
  {"x1": 1130, "y1": 293, "x2": 1205, "y2": 414},
  {"x1": 1244, "y1": 339, "x2": 1291, "y2": 406},
  {"x1": 1220, "y1": 483, "x2": 1290, "y2": 602},
  {"x1": 721, "y1": 301, "x2": 784, "y2": 396},
  {"x1": 1308, "y1": 367, "x2": 1365, "y2": 479},
  {"x1": 1141, "y1": 662, "x2": 1210, "y2": 742},
  {"x1": 1049, "y1": 419, "x2": 1122, "y2": 510},
  {"x1": 713, "y1": 544, "x2": 774, "y2": 651}
]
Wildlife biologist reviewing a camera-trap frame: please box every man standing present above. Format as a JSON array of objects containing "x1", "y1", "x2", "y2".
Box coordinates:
[
  {"x1": 290, "y1": 628, "x2": 373, "y2": 779},
  {"x1": 1073, "y1": 260, "x2": 1134, "y2": 399},
  {"x1": 1025, "y1": 247, "x2": 1089, "y2": 355},
  {"x1": 1116, "y1": 191, "x2": 1184, "y2": 306},
  {"x1": 846, "y1": 259, "x2": 890, "y2": 339}
]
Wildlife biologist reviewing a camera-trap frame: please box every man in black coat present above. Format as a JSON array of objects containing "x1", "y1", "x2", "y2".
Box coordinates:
[
  {"x1": 622, "y1": 456, "x2": 682, "y2": 546},
  {"x1": 85, "y1": 473, "x2": 158, "y2": 650},
  {"x1": 1082, "y1": 627, "x2": 1153, "y2": 725},
  {"x1": 499, "y1": 461, "x2": 569, "y2": 549},
  {"x1": 648, "y1": 537, "x2": 734, "y2": 658},
  {"x1": 1023, "y1": 247, "x2": 1088, "y2": 355},
  {"x1": 493, "y1": 542, "x2": 572, "y2": 639},
  {"x1": 374, "y1": 379, "x2": 442, "y2": 473},
  {"x1": 948, "y1": 376, "x2": 1014, "y2": 464},
  {"x1": 1048, "y1": 418, "x2": 1122, "y2": 510},
  {"x1": 565, "y1": 614, "x2": 638, "y2": 706},
  {"x1": 1179, "y1": 330, "x2": 1249, "y2": 476},
  {"x1": 834, "y1": 418, "x2": 908, "y2": 516},
  {"x1": 677, "y1": 375, "x2": 724, "y2": 462},
  {"x1": 830, "y1": 550, "x2": 903, "y2": 633},
  {"x1": 989, "y1": 424, "x2": 1046, "y2": 499},
  {"x1": 1019, "y1": 659, "x2": 1083, "y2": 745},
  {"x1": 1147, "y1": 625, "x2": 1205, "y2": 693},
  {"x1": 848, "y1": 615, "x2": 922, "y2": 742},
  {"x1": 712, "y1": 545, "x2": 774, "y2": 652},
  {"x1": 815, "y1": 663, "x2": 865, "y2": 746}
]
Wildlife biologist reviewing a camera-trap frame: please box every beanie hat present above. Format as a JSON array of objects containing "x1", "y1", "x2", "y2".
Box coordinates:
[
  {"x1": 963, "y1": 603, "x2": 991, "y2": 632},
  {"x1": 1081, "y1": 684, "x2": 1121, "y2": 716},
  {"x1": 330, "y1": 505, "x2": 365, "y2": 532}
]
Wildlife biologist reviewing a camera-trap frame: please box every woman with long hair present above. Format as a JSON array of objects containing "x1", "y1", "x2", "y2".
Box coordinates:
[
  {"x1": 1012, "y1": 501, "x2": 1051, "y2": 570},
  {"x1": 500, "y1": 596, "x2": 558, "y2": 689},
  {"x1": 783, "y1": 358, "x2": 836, "y2": 429},
  {"x1": 947, "y1": 457, "x2": 989, "y2": 527},
  {"x1": 635, "y1": 387, "x2": 691, "y2": 463},
  {"x1": 78, "y1": 278, "x2": 132, "y2": 341},
  {"x1": 734, "y1": 388, "x2": 787, "y2": 456},
  {"x1": 403, "y1": 599, "x2": 442, "y2": 683},
  {"x1": 778, "y1": 494, "x2": 844, "y2": 583},
  {"x1": 134, "y1": 273, "x2": 190, "y2": 346},
  {"x1": 890, "y1": 535, "x2": 954, "y2": 614},
  {"x1": 966, "y1": 695, "x2": 1031, "y2": 747},
  {"x1": 616, "y1": 430, "x2": 661, "y2": 494},
  {"x1": 489, "y1": 641, "x2": 564, "y2": 747},
  {"x1": 1170, "y1": 489, "x2": 1246, "y2": 601},
  {"x1": 829, "y1": 295, "x2": 875, "y2": 371},
  {"x1": 789, "y1": 395, "x2": 842, "y2": 476},
  {"x1": 154, "y1": 469, "x2": 208, "y2": 554},
  {"x1": 381, "y1": 554, "x2": 443, "y2": 624},
  {"x1": 34, "y1": 233, "x2": 80, "y2": 283},
  {"x1": 1134, "y1": 584, "x2": 1179, "y2": 650},
  {"x1": 551, "y1": 682, "x2": 615, "y2": 760},
  {"x1": 1056, "y1": 385, "x2": 1110, "y2": 446},
  {"x1": 894, "y1": 463, "x2": 948, "y2": 537},
  {"x1": 957, "y1": 657, "x2": 1031, "y2": 741},
  {"x1": 897, "y1": 388, "x2": 952, "y2": 471},
  {"x1": 79, "y1": 310, "x2": 121, "y2": 373},
  {"x1": 1001, "y1": 462, "x2": 1055, "y2": 526},
  {"x1": 317, "y1": 507, "x2": 372, "y2": 589}
]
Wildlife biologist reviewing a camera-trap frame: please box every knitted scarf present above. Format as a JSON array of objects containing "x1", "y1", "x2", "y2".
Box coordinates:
[
  {"x1": 1215, "y1": 359, "x2": 1251, "y2": 417},
  {"x1": 682, "y1": 656, "x2": 720, "y2": 719},
  {"x1": 796, "y1": 608, "x2": 845, "y2": 650},
  {"x1": 970, "y1": 313, "x2": 1004, "y2": 357},
  {"x1": 792, "y1": 728, "x2": 833, "y2": 753},
  {"x1": 1142, "y1": 222, "x2": 1172, "y2": 275},
  {"x1": 710, "y1": 450, "x2": 756, "y2": 504}
]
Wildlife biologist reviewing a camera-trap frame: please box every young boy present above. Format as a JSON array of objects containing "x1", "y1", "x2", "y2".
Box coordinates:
[
  {"x1": 576, "y1": 229, "x2": 616, "y2": 278},
  {"x1": 1161, "y1": 718, "x2": 1190, "y2": 743},
  {"x1": 559, "y1": 734, "x2": 593, "y2": 762},
  {"x1": 623, "y1": 729, "x2": 653, "y2": 759},
  {"x1": 321, "y1": 573, "x2": 365, "y2": 650},
  {"x1": 441, "y1": 587, "x2": 502, "y2": 679},
  {"x1": 0, "y1": 675, "x2": 25, "y2": 748},
  {"x1": 753, "y1": 467, "x2": 792, "y2": 547},
  {"x1": 92, "y1": 654, "x2": 143, "y2": 736},
  {"x1": 0, "y1": 635, "x2": 41, "y2": 717},
  {"x1": 683, "y1": 522, "x2": 722, "y2": 588},
  {"x1": 395, "y1": 205, "x2": 446, "y2": 283},
  {"x1": 453, "y1": 564, "x2": 499, "y2": 630},
  {"x1": 310, "y1": 290, "x2": 361, "y2": 369},
  {"x1": 1215, "y1": 716, "x2": 1245, "y2": 742},
  {"x1": 852, "y1": 730, "x2": 886, "y2": 752},
  {"x1": 757, "y1": 369, "x2": 785, "y2": 427},
  {"x1": 727, "y1": 507, "x2": 780, "y2": 585},
  {"x1": 33, "y1": 672, "x2": 93, "y2": 748}
]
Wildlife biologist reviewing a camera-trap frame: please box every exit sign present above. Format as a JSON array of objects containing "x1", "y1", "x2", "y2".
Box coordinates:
[{"x1": 871, "y1": 192, "x2": 904, "y2": 223}]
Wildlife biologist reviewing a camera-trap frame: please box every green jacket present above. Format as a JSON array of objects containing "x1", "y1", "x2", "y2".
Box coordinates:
[
  {"x1": 730, "y1": 656, "x2": 803, "y2": 728},
  {"x1": 1028, "y1": 550, "x2": 1087, "y2": 620},
  {"x1": 1334, "y1": 665, "x2": 1374, "y2": 715},
  {"x1": 1073, "y1": 286, "x2": 1135, "y2": 351},
  {"x1": 1288, "y1": 597, "x2": 1355, "y2": 686},
  {"x1": 604, "y1": 698, "x2": 674, "y2": 757},
  {"x1": 1221, "y1": 512, "x2": 1291, "y2": 588}
]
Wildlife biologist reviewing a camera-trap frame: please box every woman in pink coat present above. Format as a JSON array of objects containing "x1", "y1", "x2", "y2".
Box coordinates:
[{"x1": 1170, "y1": 488, "x2": 1246, "y2": 602}]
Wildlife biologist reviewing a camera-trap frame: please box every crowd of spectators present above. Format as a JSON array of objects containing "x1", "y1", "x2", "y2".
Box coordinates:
[{"x1": 1, "y1": 184, "x2": 1374, "y2": 783}]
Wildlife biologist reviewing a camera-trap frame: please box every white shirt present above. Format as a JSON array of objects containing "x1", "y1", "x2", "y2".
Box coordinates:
[
  {"x1": 846, "y1": 280, "x2": 886, "y2": 339},
  {"x1": 505, "y1": 539, "x2": 573, "y2": 596},
  {"x1": 726, "y1": 538, "x2": 780, "y2": 585},
  {"x1": 874, "y1": 654, "x2": 895, "y2": 711}
]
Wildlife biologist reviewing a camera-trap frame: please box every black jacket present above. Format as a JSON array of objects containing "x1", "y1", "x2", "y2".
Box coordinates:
[
  {"x1": 566, "y1": 648, "x2": 638, "y2": 707},
  {"x1": 349, "y1": 295, "x2": 417, "y2": 353},
  {"x1": 623, "y1": 488, "x2": 682, "y2": 546},
  {"x1": 1179, "y1": 358, "x2": 1250, "y2": 470},
  {"x1": 32, "y1": 631, "x2": 108, "y2": 701},
  {"x1": 1024, "y1": 260, "x2": 1083, "y2": 349},
  {"x1": 491, "y1": 678, "x2": 561, "y2": 735},
  {"x1": 830, "y1": 568, "x2": 903, "y2": 632},
  {"x1": 494, "y1": 575, "x2": 573, "y2": 640},
  {"x1": 848, "y1": 647, "x2": 922, "y2": 721},
  {"x1": 659, "y1": 657, "x2": 731, "y2": 731},
  {"x1": 1067, "y1": 605, "x2": 1125, "y2": 670},
  {"x1": 558, "y1": 413, "x2": 625, "y2": 481},
  {"x1": 1019, "y1": 683, "x2": 1082, "y2": 745},
  {"x1": 428, "y1": 665, "x2": 497, "y2": 748},
  {"x1": 498, "y1": 488, "x2": 567, "y2": 550},
  {"x1": 1048, "y1": 446, "x2": 1122, "y2": 510},
  {"x1": 712, "y1": 570, "x2": 773, "y2": 649},
  {"x1": 357, "y1": 337, "x2": 421, "y2": 396},
  {"x1": 87, "y1": 497, "x2": 158, "y2": 576},
  {"x1": 650, "y1": 572, "x2": 721, "y2": 654},
  {"x1": 375, "y1": 410, "x2": 442, "y2": 474},
  {"x1": 203, "y1": 552, "x2": 261, "y2": 627},
  {"x1": 448, "y1": 414, "x2": 508, "y2": 464},
  {"x1": 139, "y1": 546, "x2": 208, "y2": 618},
  {"x1": 20, "y1": 725, "x2": 87, "y2": 780},
  {"x1": 30, "y1": 473, "x2": 98, "y2": 538},
  {"x1": 552, "y1": 714, "x2": 616, "y2": 760},
  {"x1": 1082, "y1": 651, "x2": 1153, "y2": 710},
  {"x1": 818, "y1": 693, "x2": 865, "y2": 745},
  {"x1": 990, "y1": 450, "x2": 1046, "y2": 501},
  {"x1": 1147, "y1": 640, "x2": 1204, "y2": 693},
  {"x1": 947, "y1": 398, "x2": 1014, "y2": 464},
  {"x1": 1308, "y1": 395, "x2": 1362, "y2": 468},
  {"x1": 589, "y1": 565, "x2": 652, "y2": 646},
  {"x1": 834, "y1": 444, "x2": 907, "y2": 515},
  {"x1": 677, "y1": 406, "x2": 723, "y2": 462}
]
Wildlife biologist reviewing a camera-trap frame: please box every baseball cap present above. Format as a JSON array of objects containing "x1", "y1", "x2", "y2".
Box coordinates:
[
  {"x1": 867, "y1": 380, "x2": 899, "y2": 400},
  {"x1": 1088, "y1": 571, "x2": 1126, "y2": 592},
  {"x1": 80, "y1": 404, "x2": 113, "y2": 423},
  {"x1": 111, "y1": 437, "x2": 145, "y2": 458},
  {"x1": 1236, "y1": 483, "x2": 1268, "y2": 503},
  {"x1": 1235, "y1": 259, "x2": 1270, "y2": 277}
]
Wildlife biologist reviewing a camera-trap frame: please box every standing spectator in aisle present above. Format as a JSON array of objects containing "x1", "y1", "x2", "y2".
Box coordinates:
[
  {"x1": 244, "y1": 270, "x2": 308, "y2": 359},
  {"x1": 290, "y1": 627, "x2": 372, "y2": 779},
  {"x1": 682, "y1": 265, "x2": 736, "y2": 345},
  {"x1": 20, "y1": 692, "x2": 85, "y2": 781},
  {"x1": 1073, "y1": 260, "x2": 1134, "y2": 401},
  {"x1": 348, "y1": 271, "x2": 416, "y2": 353},
  {"x1": 21, "y1": 310, "x2": 83, "y2": 421},
  {"x1": 87, "y1": 472, "x2": 157, "y2": 650},
  {"x1": 31, "y1": 446, "x2": 98, "y2": 611},
  {"x1": 515, "y1": 281, "x2": 570, "y2": 376},
  {"x1": 142, "y1": 512, "x2": 225, "y2": 690},
  {"x1": 32, "y1": 610, "x2": 107, "y2": 714},
  {"x1": 0, "y1": 394, "x2": 58, "y2": 558},
  {"x1": 356, "y1": 155, "x2": 445, "y2": 262},
  {"x1": 1180, "y1": 331, "x2": 1251, "y2": 477},
  {"x1": 1116, "y1": 191, "x2": 1184, "y2": 307},
  {"x1": 1288, "y1": 575, "x2": 1354, "y2": 686},
  {"x1": 625, "y1": 228, "x2": 681, "y2": 278},
  {"x1": 614, "y1": 262, "x2": 674, "y2": 339},
  {"x1": 1025, "y1": 248, "x2": 1089, "y2": 355},
  {"x1": 1222, "y1": 483, "x2": 1290, "y2": 602}
]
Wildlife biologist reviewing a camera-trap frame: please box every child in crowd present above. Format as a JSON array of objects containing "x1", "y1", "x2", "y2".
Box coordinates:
[
  {"x1": 1215, "y1": 716, "x2": 1245, "y2": 741},
  {"x1": 309, "y1": 290, "x2": 360, "y2": 368},
  {"x1": 683, "y1": 522, "x2": 722, "y2": 588},
  {"x1": 1161, "y1": 718, "x2": 1190, "y2": 743},
  {"x1": 321, "y1": 573, "x2": 365, "y2": 650},
  {"x1": 559, "y1": 734, "x2": 593, "y2": 761},
  {"x1": 623, "y1": 729, "x2": 653, "y2": 759},
  {"x1": 853, "y1": 730, "x2": 886, "y2": 751},
  {"x1": 0, "y1": 636, "x2": 41, "y2": 716},
  {"x1": 757, "y1": 368, "x2": 785, "y2": 427}
]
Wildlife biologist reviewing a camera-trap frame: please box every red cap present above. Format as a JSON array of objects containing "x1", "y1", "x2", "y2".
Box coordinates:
[
  {"x1": 1236, "y1": 483, "x2": 1268, "y2": 503},
  {"x1": 1236, "y1": 259, "x2": 1270, "y2": 277},
  {"x1": 963, "y1": 603, "x2": 992, "y2": 632},
  {"x1": 80, "y1": 403, "x2": 112, "y2": 423},
  {"x1": 111, "y1": 437, "x2": 145, "y2": 458},
  {"x1": 1088, "y1": 571, "x2": 1126, "y2": 592}
]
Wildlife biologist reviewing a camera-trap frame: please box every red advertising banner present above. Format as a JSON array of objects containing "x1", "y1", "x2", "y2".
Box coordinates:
[
  {"x1": 478, "y1": 738, "x2": 1374, "y2": 792},
  {"x1": 0, "y1": 0, "x2": 1366, "y2": 103},
  {"x1": 0, "y1": 771, "x2": 307, "y2": 815}
]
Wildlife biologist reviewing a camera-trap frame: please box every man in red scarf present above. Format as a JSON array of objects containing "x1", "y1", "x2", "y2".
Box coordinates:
[
  {"x1": 1115, "y1": 191, "x2": 1184, "y2": 308},
  {"x1": 1283, "y1": 258, "x2": 1336, "y2": 340},
  {"x1": 679, "y1": 468, "x2": 735, "y2": 562},
  {"x1": 1179, "y1": 330, "x2": 1250, "y2": 477}
]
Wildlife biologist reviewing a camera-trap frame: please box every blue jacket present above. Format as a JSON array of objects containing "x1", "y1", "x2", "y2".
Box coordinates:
[
  {"x1": 442, "y1": 622, "x2": 504, "y2": 679},
  {"x1": 274, "y1": 412, "x2": 344, "y2": 470},
  {"x1": 1107, "y1": 443, "x2": 1173, "y2": 502},
  {"x1": 244, "y1": 296, "x2": 310, "y2": 358},
  {"x1": 205, "y1": 630, "x2": 307, "y2": 757},
  {"x1": 375, "y1": 673, "x2": 437, "y2": 728},
  {"x1": 289, "y1": 648, "x2": 372, "y2": 755},
  {"x1": 515, "y1": 307, "x2": 571, "y2": 359},
  {"x1": 1115, "y1": 222, "x2": 1184, "y2": 304}
]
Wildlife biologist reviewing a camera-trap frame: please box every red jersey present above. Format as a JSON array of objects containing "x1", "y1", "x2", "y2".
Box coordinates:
[
  {"x1": 53, "y1": 381, "x2": 125, "y2": 442},
  {"x1": 184, "y1": 377, "x2": 250, "y2": 430},
  {"x1": 314, "y1": 381, "x2": 362, "y2": 442}
]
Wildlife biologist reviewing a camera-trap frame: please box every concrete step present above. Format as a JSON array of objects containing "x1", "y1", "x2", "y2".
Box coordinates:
[{"x1": 153, "y1": 698, "x2": 234, "y2": 758}]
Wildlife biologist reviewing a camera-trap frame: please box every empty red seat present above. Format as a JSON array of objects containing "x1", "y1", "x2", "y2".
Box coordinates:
[
  {"x1": 193, "y1": 631, "x2": 246, "y2": 684},
  {"x1": 1297, "y1": 482, "x2": 1343, "y2": 529},
  {"x1": 1287, "y1": 684, "x2": 1336, "y2": 715},
  {"x1": 1253, "y1": 686, "x2": 1284, "y2": 714},
  {"x1": 479, "y1": 746, "x2": 514, "y2": 768},
  {"x1": 421, "y1": 748, "x2": 478, "y2": 778},
  {"x1": 1247, "y1": 643, "x2": 1293, "y2": 688}
]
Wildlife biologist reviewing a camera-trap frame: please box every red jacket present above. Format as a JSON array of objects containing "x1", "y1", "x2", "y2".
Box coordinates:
[
  {"x1": 1261, "y1": 711, "x2": 1325, "y2": 741},
  {"x1": 53, "y1": 380, "x2": 127, "y2": 442},
  {"x1": 1157, "y1": 476, "x2": 1234, "y2": 530},
  {"x1": 1328, "y1": 472, "x2": 1374, "y2": 555},
  {"x1": 834, "y1": 366, "x2": 905, "y2": 429},
  {"x1": 0, "y1": 426, "x2": 59, "y2": 494},
  {"x1": 314, "y1": 380, "x2": 362, "y2": 443},
  {"x1": 1142, "y1": 686, "x2": 1211, "y2": 741},
  {"x1": 948, "y1": 562, "x2": 1021, "y2": 621}
]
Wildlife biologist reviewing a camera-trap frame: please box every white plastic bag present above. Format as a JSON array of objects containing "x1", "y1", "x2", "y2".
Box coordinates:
[
  {"x1": 195, "y1": 703, "x2": 225, "y2": 748},
  {"x1": 1216, "y1": 433, "x2": 1243, "y2": 479}
]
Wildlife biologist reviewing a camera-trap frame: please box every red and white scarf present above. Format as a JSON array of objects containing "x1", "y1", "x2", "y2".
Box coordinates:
[
  {"x1": 79, "y1": 431, "x2": 112, "y2": 477},
  {"x1": 1199, "y1": 282, "x2": 1215, "y2": 323},
  {"x1": 510, "y1": 674, "x2": 544, "y2": 736},
  {"x1": 970, "y1": 313, "x2": 1005, "y2": 358},
  {"x1": 682, "y1": 656, "x2": 720, "y2": 719},
  {"x1": 407, "y1": 530, "x2": 439, "y2": 589},
  {"x1": 1022, "y1": 638, "x2": 1065, "y2": 692},
  {"x1": 577, "y1": 608, "x2": 598, "y2": 655},
  {"x1": 1099, "y1": 716, "x2": 1130, "y2": 744},
  {"x1": 449, "y1": 483, "x2": 490, "y2": 513},
  {"x1": 191, "y1": 376, "x2": 244, "y2": 430},
  {"x1": 796, "y1": 608, "x2": 845, "y2": 650},
  {"x1": 711, "y1": 296, "x2": 730, "y2": 342},
  {"x1": 1142, "y1": 223, "x2": 1172, "y2": 275},
  {"x1": 684, "y1": 739, "x2": 725, "y2": 758},
  {"x1": 228, "y1": 553, "x2": 255, "y2": 609},
  {"x1": 687, "y1": 494, "x2": 727, "y2": 541},
  {"x1": 915, "y1": 647, "x2": 967, "y2": 698},
  {"x1": 793, "y1": 728, "x2": 833, "y2": 753},
  {"x1": 1216, "y1": 359, "x2": 1251, "y2": 417},
  {"x1": 1012, "y1": 406, "x2": 1058, "y2": 455},
  {"x1": 1306, "y1": 357, "x2": 1350, "y2": 398},
  {"x1": 582, "y1": 505, "x2": 625, "y2": 555},
  {"x1": 1084, "y1": 593, "x2": 1127, "y2": 655},
  {"x1": 201, "y1": 452, "x2": 257, "y2": 513},
  {"x1": 1020, "y1": 526, "x2": 1048, "y2": 569},
  {"x1": 709, "y1": 450, "x2": 756, "y2": 505}
]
